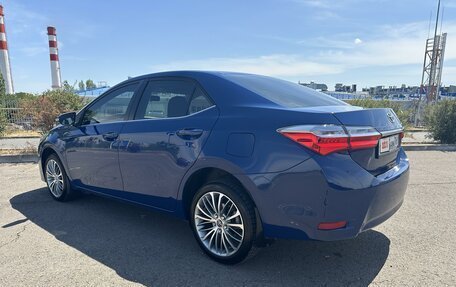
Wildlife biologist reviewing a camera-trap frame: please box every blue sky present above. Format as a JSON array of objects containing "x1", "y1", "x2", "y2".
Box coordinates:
[{"x1": 3, "y1": 0, "x2": 456, "y2": 92}]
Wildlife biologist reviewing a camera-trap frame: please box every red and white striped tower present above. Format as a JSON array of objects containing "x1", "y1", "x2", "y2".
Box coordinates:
[
  {"x1": 47, "y1": 26, "x2": 62, "y2": 89},
  {"x1": 0, "y1": 5, "x2": 14, "y2": 94}
]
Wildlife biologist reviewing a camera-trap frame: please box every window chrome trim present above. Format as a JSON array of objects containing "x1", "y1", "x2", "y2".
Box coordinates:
[
  {"x1": 132, "y1": 105, "x2": 218, "y2": 122},
  {"x1": 380, "y1": 128, "x2": 403, "y2": 137}
]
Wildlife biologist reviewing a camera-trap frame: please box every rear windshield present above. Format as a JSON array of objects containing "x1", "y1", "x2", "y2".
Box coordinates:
[{"x1": 223, "y1": 73, "x2": 347, "y2": 108}]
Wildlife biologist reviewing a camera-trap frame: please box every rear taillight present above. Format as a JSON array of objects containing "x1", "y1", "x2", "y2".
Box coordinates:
[
  {"x1": 278, "y1": 125, "x2": 381, "y2": 156},
  {"x1": 345, "y1": 126, "x2": 382, "y2": 150}
]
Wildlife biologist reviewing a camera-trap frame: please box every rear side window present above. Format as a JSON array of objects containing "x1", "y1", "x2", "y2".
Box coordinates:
[
  {"x1": 189, "y1": 87, "x2": 213, "y2": 115},
  {"x1": 137, "y1": 80, "x2": 213, "y2": 119},
  {"x1": 223, "y1": 74, "x2": 347, "y2": 108}
]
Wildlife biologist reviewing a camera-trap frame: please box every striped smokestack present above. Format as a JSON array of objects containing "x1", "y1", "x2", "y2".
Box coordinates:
[
  {"x1": 47, "y1": 26, "x2": 62, "y2": 89},
  {"x1": 0, "y1": 5, "x2": 14, "y2": 94}
]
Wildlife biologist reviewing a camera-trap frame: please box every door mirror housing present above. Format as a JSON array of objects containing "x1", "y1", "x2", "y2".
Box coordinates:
[{"x1": 58, "y1": 112, "x2": 76, "y2": 126}]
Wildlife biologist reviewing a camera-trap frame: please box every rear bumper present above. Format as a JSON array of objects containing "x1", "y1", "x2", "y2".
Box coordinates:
[
  {"x1": 248, "y1": 149, "x2": 409, "y2": 241},
  {"x1": 313, "y1": 155, "x2": 409, "y2": 241}
]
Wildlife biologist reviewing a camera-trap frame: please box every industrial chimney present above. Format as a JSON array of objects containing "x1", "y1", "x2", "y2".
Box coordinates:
[
  {"x1": 0, "y1": 5, "x2": 14, "y2": 94},
  {"x1": 47, "y1": 26, "x2": 62, "y2": 89}
]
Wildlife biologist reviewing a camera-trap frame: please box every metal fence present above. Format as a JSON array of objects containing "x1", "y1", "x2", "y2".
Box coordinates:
[{"x1": 0, "y1": 97, "x2": 33, "y2": 129}]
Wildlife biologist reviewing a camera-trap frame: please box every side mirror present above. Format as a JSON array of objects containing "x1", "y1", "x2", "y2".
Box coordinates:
[{"x1": 58, "y1": 112, "x2": 76, "y2": 126}]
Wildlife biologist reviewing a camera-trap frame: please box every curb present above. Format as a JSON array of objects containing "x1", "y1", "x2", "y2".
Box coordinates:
[
  {"x1": 402, "y1": 144, "x2": 456, "y2": 151},
  {"x1": 0, "y1": 154, "x2": 39, "y2": 163},
  {"x1": 0, "y1": 136, "x2": 41, "y2": 139}
]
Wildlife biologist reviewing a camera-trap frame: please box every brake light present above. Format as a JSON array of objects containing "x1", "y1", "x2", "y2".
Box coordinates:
[
  {"x1": 345, "y1": 126, "x2": 382, "y2": 150},
  {"x1": 278, "y1": 125, "x2": 381, "y2": 155}
]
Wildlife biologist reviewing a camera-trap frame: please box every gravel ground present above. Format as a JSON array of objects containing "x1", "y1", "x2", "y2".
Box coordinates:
[{"x1": 0, "y1": 151, "x2": 455, "y2": 286}]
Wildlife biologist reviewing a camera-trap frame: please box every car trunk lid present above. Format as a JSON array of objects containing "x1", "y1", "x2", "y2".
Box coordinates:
[{"x1": 333, "y1": 108, "x2": 404, "y2": 176}]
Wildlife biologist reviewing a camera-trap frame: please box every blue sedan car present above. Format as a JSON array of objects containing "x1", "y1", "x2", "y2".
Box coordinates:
[{"x1": 39, "y1": 71, "x2": 409, "y2": 264}]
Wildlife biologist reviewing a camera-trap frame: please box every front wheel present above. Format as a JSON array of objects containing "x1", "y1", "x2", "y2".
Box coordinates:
[
  {"x1": 45, "y1": 154, "x2": 76, "y2": 201},
  {"x1": 190, "y1": 181, "x2": 256, "y2": 264}
]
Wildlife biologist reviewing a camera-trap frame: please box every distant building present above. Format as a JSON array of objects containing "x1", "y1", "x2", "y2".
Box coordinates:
[
  {"x1": 362, "y1": 85, "x2": 420, "y2": 99},
  {"x1": 441, "y1": 85, "x2": 456, "y2": 98},
  {"x1": 447, "y1": 85, "x2": 456, "y2": 93},
  {"x1": 298, "y1": 80, "x2": 455, "y2": 100},
  {"x1": 335, "y1": 83, "x2": 357, "y2": 93},
  {"x1": 76, "y1": 86, "x2": 110, "y2": 98},
  {"x1": 299, "y1": 81, "x2": 328, "y2": 91}
]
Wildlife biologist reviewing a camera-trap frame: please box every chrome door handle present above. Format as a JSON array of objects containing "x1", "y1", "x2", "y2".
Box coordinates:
[
  {"x1": 102, "y1": 132, "x2": 119, "y2": 141},
  {"x1": 176, "y1": 128, "x2": 203, "y2": 139}
]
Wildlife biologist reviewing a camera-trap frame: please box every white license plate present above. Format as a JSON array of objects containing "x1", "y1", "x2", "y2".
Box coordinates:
[{"x1": 379, "y1": 134, "x2": 400, "y2": 155}]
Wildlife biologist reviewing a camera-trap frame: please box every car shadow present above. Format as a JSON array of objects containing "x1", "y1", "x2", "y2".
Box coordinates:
[{"x1": 10, "y1": 188, "x2": 390, "y2": 286}]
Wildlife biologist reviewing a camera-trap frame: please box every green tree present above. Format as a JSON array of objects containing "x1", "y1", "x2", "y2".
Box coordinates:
[
  {"x1": 21, "y1": 89, "x2": 85, "y2": 133},
  {"x1": 85, "y1": 79, "x2": 96, "y2": 90},
  {"x1": 425, "y1": 100, "x2": 456, "y2": 144},
  {"x1": 0, "y1": 73, "x2": 5, "y2": 96},
  {"x1": 0, "y1": 74, "x2": 7, "y2": 135},
  {"x1": 78, "y1": 80, "x2": 85, "y2": 91},
  {"x1": 62, "y1": 80, "x2": 75, "y2": 92},
  {"x1": 0, "y1": 107, "x2": 7, "y2": 136}
]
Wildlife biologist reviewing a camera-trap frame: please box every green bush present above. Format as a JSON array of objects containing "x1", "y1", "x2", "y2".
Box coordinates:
[
  {"x1": 346, "y1": 98, "x2": 412, "y2": 128},
  {"x1": 0, "y1": 107, "x2": 7, "y2": 136},
  {"x1": 425, "y1": 100, "x2": 456, "y2": 144},
  {"x1": 21, "y1": 89, "x2": 85, "y2": 133}
]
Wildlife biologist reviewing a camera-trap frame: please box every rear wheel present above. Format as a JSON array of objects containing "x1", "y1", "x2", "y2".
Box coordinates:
[
  {"x1": 190, "y1": 181, "x2": 256, "y2": 264},
  {"x1": 45, "y1": 154, "x2": 76, "y2": 201}
]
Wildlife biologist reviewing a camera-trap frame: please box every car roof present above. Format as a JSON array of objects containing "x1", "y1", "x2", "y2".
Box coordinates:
[
  {"x1": 115, "y1": 71, "x2": 344, "y2": 111},
  {"x1": 125, "y1": 70, "x2": 256, "y2": 82},
  {"x1": 117, "y1": 71, "x2": 274, "y2": 110}
]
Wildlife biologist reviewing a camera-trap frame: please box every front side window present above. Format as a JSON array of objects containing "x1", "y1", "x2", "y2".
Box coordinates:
[
  {"x1": 81, "y1": 83, "x2": 138, "y2": 125},
  {"x1": 138, "y1": 80, "x2": 213, "y2": 119}
]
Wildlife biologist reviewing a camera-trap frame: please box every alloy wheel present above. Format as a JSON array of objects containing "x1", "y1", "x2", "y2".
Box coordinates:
[
  {"x1": 46, "y1": 159, "x2": 64, "y2": 198},
  {"x1": 194, "y1": 191, "x2": 245, "y2": 257}
]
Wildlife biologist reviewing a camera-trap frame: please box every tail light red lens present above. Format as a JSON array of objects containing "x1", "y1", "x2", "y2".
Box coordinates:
[
  {"x1": 278, "y1": 125, "x2": 382, "y2": 155},
  {"x1": 278, "y1": 125, "x2": 348, "y2": 155},
  {"x1": 318, "y1": 221, "x2": 347, "y2": 230},
  {"x1": 345, "y1": 126, "x2": 382, "y2": 150}
]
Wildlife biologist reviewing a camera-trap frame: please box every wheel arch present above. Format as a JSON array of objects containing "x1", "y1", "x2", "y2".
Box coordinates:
[
  {"x1": 40, "y1": 145, "x2": 68, "y2": 180},
  {"x1": 178, "y1": 166, "x2": 258, "y2": 219},
  {"x1": 178, "y1": 160, "x2": 263, "y2": 230}
]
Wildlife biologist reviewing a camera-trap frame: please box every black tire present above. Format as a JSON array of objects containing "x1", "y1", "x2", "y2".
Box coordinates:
[
  {"x1": 190, "y1": 180, "x2": 256, "y2": 264},
  {"x1": 44, "y1": 154, "x2": 76, "y2": 202}
]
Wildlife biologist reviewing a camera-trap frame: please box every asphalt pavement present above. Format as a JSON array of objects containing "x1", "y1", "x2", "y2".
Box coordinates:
[{"x1": 0, "y1": 151, "x2": 455, "y2": 286}]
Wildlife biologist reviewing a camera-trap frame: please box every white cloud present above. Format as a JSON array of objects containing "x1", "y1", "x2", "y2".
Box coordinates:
[
  {"x1": 319, "y1": 21, "x2": 456, "y2": 68},
  {"x1": 292, "y1": 0, "x2": 334, "y2": 9},
  {"x1": 442, "y1": 66, "x2": 456, "y2": 85},
  {"x1": 151, "y1": 54, "x2": 343, "y2": 78},
  {"x1": 151, "y1": 20, "x2": 456, "y2": 87},
  {"x1": 20, "y1": 46, "x2": 48, "y2": 57},
  {"x1": 4, "y1": 2, "x2": 48, "y2": 34},
  {"x1": 354, "y1": 38, "x2": 363, "y2": 45}
]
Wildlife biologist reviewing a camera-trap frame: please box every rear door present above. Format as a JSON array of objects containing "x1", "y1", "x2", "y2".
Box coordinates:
[
  {"x1": 117, "y1": 78, "x2": 219, "y2": 211},
  {"x1": 334, "y1": 108, "x2": 403, "y2": 175}
]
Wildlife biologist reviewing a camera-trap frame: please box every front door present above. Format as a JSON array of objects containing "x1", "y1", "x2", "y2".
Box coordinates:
[
  {"x1": 65, "y1": 82, "x2": 141, "y2": 192},
  {"x1": 118, "y1": 79, "x2": 219, "y2": 211}
]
